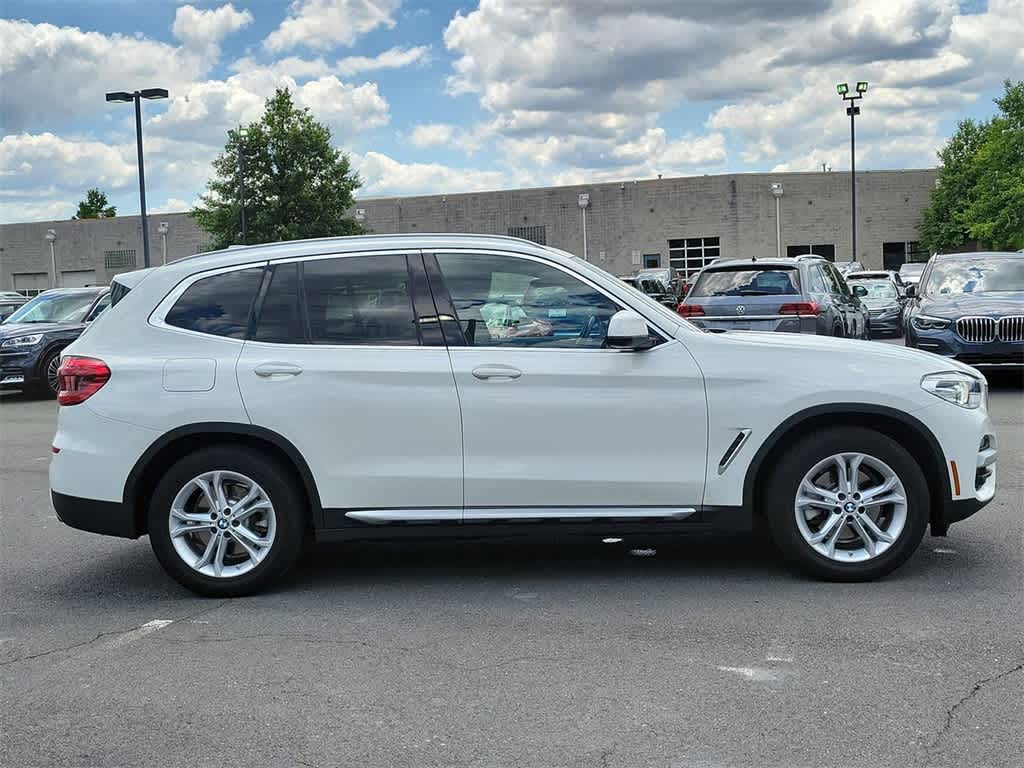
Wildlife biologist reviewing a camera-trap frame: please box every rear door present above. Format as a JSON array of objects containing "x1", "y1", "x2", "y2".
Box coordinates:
[
  {"x1": 822, "y1": 262, "x2": 862, "y2": 336},
  {"x1": 236, "y1": 251, "x2": 463, "y2": 524}
]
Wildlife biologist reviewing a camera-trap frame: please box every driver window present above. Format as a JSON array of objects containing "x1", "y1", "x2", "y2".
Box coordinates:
[
  {"x1": 86, "y1": 294, "x2": 111, "y2": 321},
  {"x1": 436, "y1": 253, "x2": 620, "y2": 348}
]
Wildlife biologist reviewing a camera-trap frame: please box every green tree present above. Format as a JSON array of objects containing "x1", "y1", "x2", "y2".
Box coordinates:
[
  {"x1": 193, "y1": 88, "x2": 363, "y2": 249},
  {"x1": 921, "y1": 80, "x2": 1024, "y2": 253},
  {"x1": 74, "y1": 188, "x2": 117, "y2": 219},
  {"x1": 961, "y1": 80, "x2": 1024, "y2": 251}
]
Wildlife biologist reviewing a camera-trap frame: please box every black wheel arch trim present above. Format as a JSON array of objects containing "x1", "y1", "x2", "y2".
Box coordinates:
[
  {"x1": 742, "y1": 403, "x2": 953, "y2": 527},
  {"x1": 123, "y1": 422, "x2": 324, "y2": 528}
]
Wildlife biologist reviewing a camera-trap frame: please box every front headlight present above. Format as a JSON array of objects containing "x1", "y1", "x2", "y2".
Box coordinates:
[
  {"x1": 912, "y1": 314, "x2": 950, "y2": 331},
  {"x1": 921, "y1": 371, "x2": 986, "y2": 409},
  {"x1": 0, "y1": 334, "x2": 43, "y2": 349}
]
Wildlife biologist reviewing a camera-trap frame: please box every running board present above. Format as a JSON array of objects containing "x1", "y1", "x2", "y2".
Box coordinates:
[{"x1": 344, "y1": 507, "x2": 697, "y2": 525}]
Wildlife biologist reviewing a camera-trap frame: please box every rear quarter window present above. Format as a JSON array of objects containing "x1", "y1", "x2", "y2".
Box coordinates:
[{"x1": 165, "y1": 268, "x2": 263, "y2": 339}]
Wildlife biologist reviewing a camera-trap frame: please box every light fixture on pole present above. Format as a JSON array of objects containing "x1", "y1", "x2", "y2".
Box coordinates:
[
  {"x1": 836, "y1": 81, "x2": 868, "y2": 264},
  {"x1": 45, "y1": 229, "x2": 58, "y2": 288},
  {"x1": 578, "y1": 192, "x2": 590, "y2": 262},
  {"x1": 770, "y1": 182, "x2": 784, "y2": 259},
  {"x1": 157, "y1": 221, "x2": 169, "y2": 265},
  {"x1": 105, "y1": 87, "x2": 168, "y2": 269}
]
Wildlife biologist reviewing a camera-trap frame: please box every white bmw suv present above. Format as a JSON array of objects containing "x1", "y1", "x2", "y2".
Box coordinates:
[{"x1": 50, "y1": 235, "x2": 997, "y2": 596}]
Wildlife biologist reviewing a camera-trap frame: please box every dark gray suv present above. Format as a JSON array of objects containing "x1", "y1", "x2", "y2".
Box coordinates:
[{"x1": 677, "y1": 257, "x2": 869, "y2": 338}]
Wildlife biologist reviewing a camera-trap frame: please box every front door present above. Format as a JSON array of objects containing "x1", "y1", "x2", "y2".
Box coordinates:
[
  {"x1": 236, "y1": 252, "x2": 463, "y2": 522},
  {"x1": 429, "y1": 250, "x2": 707, "y2": 513}
]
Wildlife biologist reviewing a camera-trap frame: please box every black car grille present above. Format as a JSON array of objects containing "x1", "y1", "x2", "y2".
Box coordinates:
[
  {"x1": 998, "y1": 315, "x2": 1024, "y2": 342},
  {"x1": 956, "y1": 317, "x2": 996, "y2": 343}
]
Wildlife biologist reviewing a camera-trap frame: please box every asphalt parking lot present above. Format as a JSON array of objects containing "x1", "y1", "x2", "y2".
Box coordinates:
[{"x1": 1, "y1": 349, "x2": 1021, "y2": 768}]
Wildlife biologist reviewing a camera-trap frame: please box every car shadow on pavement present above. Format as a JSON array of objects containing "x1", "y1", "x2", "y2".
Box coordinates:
[{"x1": 982, "y1": 367, "x2": 1024, "y2": 390}]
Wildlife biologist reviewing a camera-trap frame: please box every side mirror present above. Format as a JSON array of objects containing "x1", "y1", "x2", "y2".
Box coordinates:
[
  {"x1": 606, "y1": 310, "x2": 656, "y2": 351},
  {"x1": 852, "y1": 285, "x2": 868, "y2": 297},
  {"x1": 905, "y1": 284, "x2": 917, "y2": 298}
]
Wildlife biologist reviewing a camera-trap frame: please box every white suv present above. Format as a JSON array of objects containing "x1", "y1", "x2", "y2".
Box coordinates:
[{"x1": 50, "y1": 235, "x2": 997, "y2": 596}]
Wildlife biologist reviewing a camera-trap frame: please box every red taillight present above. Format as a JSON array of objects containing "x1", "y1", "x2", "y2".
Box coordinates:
[
  {"x1": 677, "y1": 303, "x2": 705, "y2": 318},
  {"x1": 57, "y1": 356, "x2": 110, "y2": 406},
  {"x1": 779, "y1": 301, "x2": 820, "y2": 316}
]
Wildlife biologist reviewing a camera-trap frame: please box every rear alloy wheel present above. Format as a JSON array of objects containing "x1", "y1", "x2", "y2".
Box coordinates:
[
  {"x1": 149, "y1": 447, "x2": 305, "y2": 596},
  {"x1": 765, "y1": 427, "x2": 928, "y2": 581}
]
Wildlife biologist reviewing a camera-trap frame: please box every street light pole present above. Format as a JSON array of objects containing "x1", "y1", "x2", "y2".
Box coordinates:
[
  {"x1": 45, "y1": 229, "x2": 57, "y2": 288},
  {"x1": 158, "y1": 221, "x2": 169, "y2": 265},
  {"x1": 578, "y1": 193, "x2": 590, "y2": 262},
  {"x1": 239, "y1": 148, "x2": 247, "y2": 245},
  {"x1": 770, "y1": 183, "x2": 784, "y2": 259},
  {"x1": 106, "y1": 88, "x2": 168, "y2": 269},
  {"x1": 836, "y1": 81, "x2": 868, "y2": 264}
]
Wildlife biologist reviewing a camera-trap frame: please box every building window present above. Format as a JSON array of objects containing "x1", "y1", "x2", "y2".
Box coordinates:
[
  {"x1": 883, "y1": 241, "x2": 927, "y2": 271},
  {"x1": 104, "y1": 249, "x2": 137, "y2": 270},
  {"x1": 507, "y1": 225, "x2": 546, "y2": 245},
  {"x1": 787, "y1": 244, "x2": 836, "y2": 262},
  {"x1": 13, "y1": 272, "x2": 50, "y2": 297},
  {"x1": 668, "y1": 237, "x2": 719, "y2": 278},
  {"x1": 643, "y1": 254, "x2": 661, "y2": 268}
]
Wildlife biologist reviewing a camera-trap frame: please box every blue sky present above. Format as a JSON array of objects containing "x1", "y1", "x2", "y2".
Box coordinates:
[{"x1": 1, "y1": 0, "x2": 1020, "y2": 222}]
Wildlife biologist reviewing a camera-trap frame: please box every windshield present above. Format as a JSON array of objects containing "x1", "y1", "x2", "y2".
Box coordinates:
[
  {"x1": 689, "y1": 267, "x2": 800, "y2": 297},
  {"x1": 858, "y1": 280, "x2": 898, "y2": 298},
  {"x1": 2, "y1": 291, "x2": 98, "y2": 325},
  {"x1": 899, "y1": 263, "x2": 926, "y2": 275},
  {"x1": 924, "y1": 256, "x2": 1024, "y2": 295}
]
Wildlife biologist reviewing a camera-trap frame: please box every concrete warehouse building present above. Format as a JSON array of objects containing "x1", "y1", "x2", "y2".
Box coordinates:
[{"x1": 0, "y1": 169, "x2": 937, "y2": 294}]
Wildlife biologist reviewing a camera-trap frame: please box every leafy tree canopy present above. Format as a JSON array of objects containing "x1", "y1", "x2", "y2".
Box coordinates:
[{"x1": 74, "y1": 188, "x2": 116, "y2": 219}]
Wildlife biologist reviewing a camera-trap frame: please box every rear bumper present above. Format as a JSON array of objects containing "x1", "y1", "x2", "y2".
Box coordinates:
[
  {"x1": 51, "y1": 491, "x2": 140, "y2": 539},
  {"x1": 691, "y1": 316, "x2": 818, "y2": 333}
]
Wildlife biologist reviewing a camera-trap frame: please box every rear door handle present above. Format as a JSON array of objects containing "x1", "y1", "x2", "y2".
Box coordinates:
[
  {"x1": 472, "y1": 365, "x2": 522, "y2": 381},
  {"x1": 254, "y1": 362, "x2": 303, "y2": 378}
]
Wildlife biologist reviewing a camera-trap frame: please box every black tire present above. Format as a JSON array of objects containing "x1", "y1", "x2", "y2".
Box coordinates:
[
  {"x1": 148, "y1": 446, "x2": 306, "y2": 597},
  {"x1": 35, "y1": 348, "x2": 62, "y2": 398},
  {"x1": 832, "y1": 323, "x2": 845, "y2": 338},
  {"x1": 764, "y1": 427, "x2": 929, "y2": 582}
]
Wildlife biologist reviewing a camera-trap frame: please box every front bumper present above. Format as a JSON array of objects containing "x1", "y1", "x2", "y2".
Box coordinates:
[
  {"x1": 52, "y1": 491, "x2": 141, "y2": 539},
  {"x1": 0, "y1": 348, "x2": 43, "y2": 388},
  {"x1": 910, "y1": 328, "x2": 1024, "y2": 365},
  {"x1": 868, "y1": 313, "x2": 902, "y2": 334}
]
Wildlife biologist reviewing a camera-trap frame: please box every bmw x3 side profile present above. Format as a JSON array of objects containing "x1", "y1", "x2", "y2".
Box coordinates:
[{"x1": 50, "y1": 235, "x2": 997, "y2": 596}]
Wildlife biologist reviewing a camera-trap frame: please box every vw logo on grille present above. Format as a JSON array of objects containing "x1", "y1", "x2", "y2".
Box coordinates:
[{"x1": 735, "y1": 305, "x2": 746, "y2": 315}]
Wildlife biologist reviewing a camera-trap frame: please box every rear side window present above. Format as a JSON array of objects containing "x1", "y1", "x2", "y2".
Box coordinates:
[
  {"x1": 165, "y1": 268, "x2": 263, "y2": 339},
  {"x1": 303, "y1": 255, "x2": 418, "y2": 345},
  {"x1": 689, "y1": 268, "x2": 800, "y2": 298}
]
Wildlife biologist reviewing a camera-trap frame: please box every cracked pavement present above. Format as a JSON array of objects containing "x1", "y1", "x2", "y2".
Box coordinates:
[{"x1": 1, "y1": 360, "x2": 1021, "y2": 768}]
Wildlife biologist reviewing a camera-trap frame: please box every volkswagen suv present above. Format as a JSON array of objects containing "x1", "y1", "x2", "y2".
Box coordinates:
[{"x1": 50, "y1": 235, "x2": 996, "y2": 595}]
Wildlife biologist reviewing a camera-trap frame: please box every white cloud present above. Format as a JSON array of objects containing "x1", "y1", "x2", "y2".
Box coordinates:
[
  {"x1": 409, "y1": 123, "x2": 455, "y2": 148},
  {"x1": 264, "y1": 0, "x2": 402, "y2": 52},
  {"x1": 337, "y1": 45, "x2": 431, "y2": 76},
  {"x1": 0, "y1": 19, "x2": 208, "y2": 133},
  {"x1": 148, "y1": 69, "x2": 389, "y2": 145},
  {"x1": 172, "y1": 4, "x2": 253, "y2": 58},
  {"x1": 356, "y1": 151, "x2": 508, "y2": 196}
]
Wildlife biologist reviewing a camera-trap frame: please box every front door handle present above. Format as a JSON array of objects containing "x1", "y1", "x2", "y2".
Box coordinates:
[
  {"x1": 472, "y1": 365, "x2": 522, "y2": 381},
  {"x1": 254, "y1": 362, "x2": 303, "y2": 378}
]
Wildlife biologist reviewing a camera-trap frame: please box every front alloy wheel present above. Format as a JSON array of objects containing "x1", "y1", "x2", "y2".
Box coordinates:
[
  {"x1": 766, "y1": 427, "x2": 928, "y2": 581},
  {"x1": 795, "y1": 453, "x2": 907, "y2": 563}
]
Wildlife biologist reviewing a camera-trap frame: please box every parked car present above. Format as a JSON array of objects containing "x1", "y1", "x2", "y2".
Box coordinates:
[
  {"x1": 846, "y1": 270, "x2": 907, "y2": 293},
  {"x1": 0, "y1": 291, "x2": 28, "y2": 322},
  {"x1": 851, "y1": 277, "x2": 907, "y2": 337},
  {"x1": 836, "y1": 261, "x2": 865, "y2": 276},
  {"x1": 677, "y1": 257, "x2": 869, "y2": 338},
  {"x1": 51, "y1": 234, "x2": 995, "y2": 595},
  {"x1": 898, "y1": 262, "x2": 928, "y2": 286},
  {"x1": 620, "y1": 272, "x2": 679, "y2": 308},
  {"x1": 904, "y1": 251, "x2": 1024, "y2": 366},
  {"x1": 0, "y1": 287, "x2": 110, "y2": 396}
]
